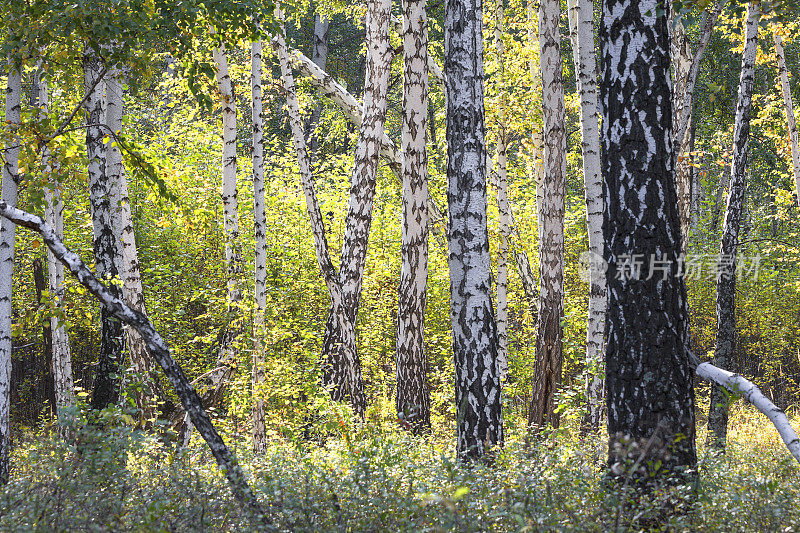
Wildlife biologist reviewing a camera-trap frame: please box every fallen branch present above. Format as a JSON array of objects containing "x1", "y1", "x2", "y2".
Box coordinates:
[
  {"x1": 0, "y1": 202, "x2": 267, "y2": 521},
  {"x1": 688, "y1": 349, "x2": 800, "y2": 464}
]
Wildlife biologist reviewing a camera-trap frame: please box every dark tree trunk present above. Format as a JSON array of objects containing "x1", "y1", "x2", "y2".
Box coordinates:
[
  {"x1": 600, "y1": 0, "x2": 697, "y2": 480},
  {"x1": 445, "y1": 0, "x2": 503, "y2": 461},
  {"x1": 83, "y1": 47, "x2": 125, "y2": 410},
  {"x1": 708, "y1": 1, "x2": 761, "y2": 450},
  {"x1": 33, "y1": 259, "x2": 55, "y2": 413}
]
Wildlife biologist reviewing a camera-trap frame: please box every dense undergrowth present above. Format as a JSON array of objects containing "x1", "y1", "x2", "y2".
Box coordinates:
[{"x1": 1, "y1": 404, "x2": 797, "y2": 532}]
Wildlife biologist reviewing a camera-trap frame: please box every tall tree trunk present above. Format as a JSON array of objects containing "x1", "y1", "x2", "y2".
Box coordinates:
[
  {"x1": 600, "y1": 0, "x2": 697, "y2": 480},
  {"x1": 445, "y1": 0, "x2": 503, "y2": 460},
  {"x1": 83, "y1": 46, "x2": 125, "y2": 410},
  {"x1": 396, "y1": 0, "x2": 431, "y2": 433},
  {"x1": 251, "y1": 38, "x2": 268, "y2": 453},
  {"x1": 494, "y1": 0, "x2": 510, "y2": 384},
  {"x1": 321, "y1": 0, "x2": 392, "y2": 417},
  {"x1": 774, "y1": 30, "x2": 800, "y2": 210},
  {"x1": 32, "y1": 259, "x2": 55, "y2": 414},
  {"x1": 671, "y1": 11, "x2": 693, "y2": 248},
  {"x1": 106, "y1": 71, "x2": 160, "y2": 422},
  {"x1": 205, "y1": 43, "x2": 243, "y2": 409},
  {"x1": 0, "y1": 61, "x2": 21, "y2": 483},
  {"x1": 567, "y1": 0, "x2": 606, "y2": 432},
  {"x1": 708, "y1": 2, "x2": 760, "y2": 450},
  {"x1": 528, "y1": 0, "x2": 566, "y2": 431},
  {"x1": 306, "y1": 14, "x2": 331, "y2": 159},
  {"x1": 38, "y1": 68, "x2": 75, "y2": 429}
]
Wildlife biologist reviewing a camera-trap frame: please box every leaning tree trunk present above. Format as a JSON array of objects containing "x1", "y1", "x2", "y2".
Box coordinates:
[
  {"x1": 445, "y1": 0, "x2": 503, "y2": 461},
  {"x1": 37, "y1": 68, "x2": 75, "y2": 429},
  {"x1": 0, "y1": 61, "x2": 21, "y2": 483},
  {"x1": 251, "y1": 38, "x2": 268, "y2": 453},
  {"x1": 708, "y1": 2, "x2": 760, "y2": 451},
  {"x1": 494, "y1": 0, "x2": 511, "y2": 384},
  {"x1": 106, "y1": 70, "x2": 161, "y2": 422},
  {"x1": 321, "y1": 0, "x2": 392, "y2": 417},
  {"x1": 567, "y1": 0, "x2": 605, "y2": 432},
  {"x1": 774, "y1": 30, "x2": 800, "y2": 210},
  {"x1": 83, "y1": 46, "x2": 125, "y2": 410},
  {"x1": 0, "y1": 203, "x2": 266, "y2": 520},
  {"x1": 600, "y1": 0, "x2": 697, "y2": 480},
  {"x1": 528, "y1": 0, "x2": 566, "y2": 431},
  {"x1": 396, "y1": 0, "x2": 431, "y2": 433}
]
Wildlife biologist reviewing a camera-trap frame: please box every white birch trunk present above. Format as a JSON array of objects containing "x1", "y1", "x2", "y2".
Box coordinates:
[
  {"x1": 494, "y1": 0, "x2": 510, "y2": 383},
  {"x1": 671, "y1": 13, "x2": 693, "y2": 244},
  {"x1": 37, "y1": 67, "x2": 75, "y2": 428},
  {"x1": 0, "y1": 62, "x2": 21, "y2": 483},
  {"x1": 529, "y1": 0, "x2": 566, "y2": 430},
  {"x1": 251, "y1": 38, "x2": 268, "y2": 452},
  {"x1": 774, "y1": 30, "x2": 800, "y2": 210},
  {"x1": 105, "y1": 72, "x2": 160, "y2": 421},
  {"x1": 396, "y1": 0, "x2": 431, "y2": 432}
]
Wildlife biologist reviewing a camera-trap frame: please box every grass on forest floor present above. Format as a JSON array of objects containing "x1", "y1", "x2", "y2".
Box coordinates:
[{"x1": 1, "y1": 403, "x2": 798, "y2": 532}]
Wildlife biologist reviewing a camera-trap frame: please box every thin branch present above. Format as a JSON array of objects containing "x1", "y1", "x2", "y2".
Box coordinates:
[{"x1": 46, "y1": 66, "x2": 109, "y2": 144}]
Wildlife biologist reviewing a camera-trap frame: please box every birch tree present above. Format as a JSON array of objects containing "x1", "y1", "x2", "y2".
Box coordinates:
[
  {"x1": 105, "y1": 70, "x2": 161, "y2": 422},
  {"x1": 445, "y1": 0, "x2": 503, "y2": 460},
  {"x1": 566, "y1": 0, "x2": 605, "y2": 431},
  {"x1": 529, "y1": 0, "x2": 566, "y2": 431},
  {"x1": 493, "y1": 0, "x2": 510, "y2": 383},
  {"x1": 35, "y1": 64, "x2": 75, "y2": 430},
  {"x1": 83, "y1": 46, "x2": 125, "y2": 410},
  {"x1": 395, "y1": 0, "x2": 431, "y2": 432},
  {"x1": 251, "y1": 38, "x2": 268, "y2": 452},
  {"x1": 600, "y1": 0, "x2": 697, "y2": 478},
  {"x1": 306, "y1": 14, "x2": 330, "y2": 160},
  {"x1": 276, "y1": 0, "x2": 392, "y2": 416},
  {"x1": 774, "y1": 29, "x2": 800, "y2": 209},
  {"x1": 708, "y1": 2, "x2": 761, "y2": 450},
  {"x1": 0, "y1": 59, "x2": 21, "y2": 483}
]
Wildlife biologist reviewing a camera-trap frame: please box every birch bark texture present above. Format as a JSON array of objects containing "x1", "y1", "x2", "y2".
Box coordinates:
[
  {"x1": 773, "y1": 30, "x2": 800, "y2": 210},
  {"x1": 445, "y1": 0, "x2": 503, "y2": 460},
  {"x1": 36, "y1": 66, "x2": 76, "y2": 427},
  {"x1": 0, "y1": 62, "x2": 21, "y2": 483},
  {"x1": 83, "y1": 46, "x2": 125, "y2": 410},
  {"x1": 708, "y1": 2, "x2": 761, "y2": 450},
  {"x1": 321, "y1": 0, "x2": 392, "y2": 416},
  {"x1": 251, "y1": 38, "x2": 268, "y2": 453},
  {"x1": 600, "y1": 0, "x2": 697, "y2": 477},
  {"x1": 205, "y1": 43, "x2": 243, "y2": 409},
  {"x1": 493, "y1": 0, "x2": 510, "y2": 383},
  {"x1": 529, "y1": 0, "x2": 566, "y2": 431},
  {"x1": 671, "y1": 14, "x2": 694, "y2": 244},
  {"x1": 106, "y1": 72, "x2": 161, "y2": 422},
  {"x1": 396, "y1": 0, "x2": 431, "y2": 432},
  {"x1": 567, "y1": 0, "x2": 606, "y2": 432}
]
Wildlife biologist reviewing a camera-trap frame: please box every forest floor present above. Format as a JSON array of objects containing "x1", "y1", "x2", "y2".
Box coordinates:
[{"x1": 1, "y1": 403, "x2": 797, "y2": 532}]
